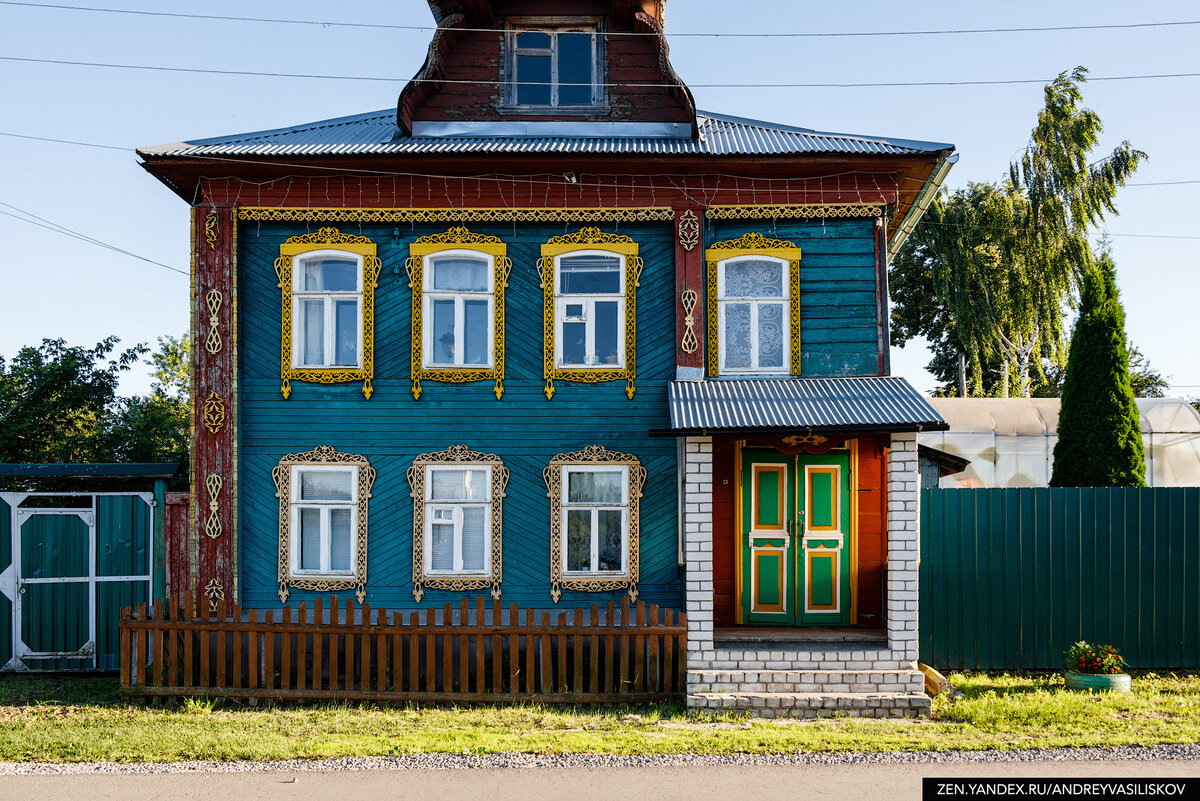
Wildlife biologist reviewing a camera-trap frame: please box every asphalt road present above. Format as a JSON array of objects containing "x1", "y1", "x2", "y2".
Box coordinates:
[{"x1": 3, "y1": 759, "x2": 1197, "y2": 801}]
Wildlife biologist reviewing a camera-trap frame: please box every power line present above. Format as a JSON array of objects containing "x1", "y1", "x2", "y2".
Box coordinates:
[
  {"x1": 0, "y1": 130, "x2": 129, "y2": 151},
  {"x1": 4, "y1": 2, "x2": 1200, "y2": 39},
  {"x1": 3, "y1": 55, "x2": 1200, "y2": 89},
  {"x1": 0, "y1": 201, "x2": 186, "y2": 276}
]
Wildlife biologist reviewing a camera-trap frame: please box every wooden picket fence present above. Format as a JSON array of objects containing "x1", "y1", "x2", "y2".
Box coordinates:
[{"x1": 119, "y1": 593, "x2": 687, "y2": 703}]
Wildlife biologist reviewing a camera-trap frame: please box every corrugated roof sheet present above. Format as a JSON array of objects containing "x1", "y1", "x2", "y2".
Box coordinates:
[
  {"x1": 138, "y1": 110, "x2": 953, "y2": 159},
  {"x1": 667, "y1": 377, "x2": 947, "y2": 433}
]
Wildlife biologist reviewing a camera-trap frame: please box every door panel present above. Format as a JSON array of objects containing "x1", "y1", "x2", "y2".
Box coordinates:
[{"x1": 741, "y1": 450, "x2": 852, "y2": 626}]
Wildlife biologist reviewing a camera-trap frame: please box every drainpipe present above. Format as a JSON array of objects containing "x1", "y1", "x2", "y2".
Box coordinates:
[{"x1": 887, "y1": 150, "x2": 959, "y2": 263}]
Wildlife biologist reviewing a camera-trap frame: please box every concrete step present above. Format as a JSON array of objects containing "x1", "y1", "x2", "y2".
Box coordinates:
[
  {"x1": 688, "y1": 691, "x2": 932, "y2": 719},
  {"x1": 687, "y1": 668, "x2": 925, "y2": 695}
]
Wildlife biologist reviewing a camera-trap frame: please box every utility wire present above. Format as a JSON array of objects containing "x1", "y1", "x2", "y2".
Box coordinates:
[
  {"x1": 3, "y1": 2, "x2": 1199, "y2": 39},
  {"x1": 0, "y1": 201, "x2": 186, "y2": 275},
  {"x1": 3, "y1": 55, "x2": 1200, "y2": 89}
]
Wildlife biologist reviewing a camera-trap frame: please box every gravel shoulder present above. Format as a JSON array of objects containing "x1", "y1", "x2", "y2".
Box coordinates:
[{"x1": 2, "y1": 743, "x2": 1198, "y2": 775}]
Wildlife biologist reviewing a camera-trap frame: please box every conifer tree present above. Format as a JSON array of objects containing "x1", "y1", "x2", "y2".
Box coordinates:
[{"x1": 1050, "y1": 254, "x2": 1145, "y2": 487}]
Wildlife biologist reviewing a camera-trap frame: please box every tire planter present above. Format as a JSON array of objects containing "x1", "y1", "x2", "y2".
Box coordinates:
[{"x1": 1064, "y1": 671, "x2": 1132, "y2": 692}]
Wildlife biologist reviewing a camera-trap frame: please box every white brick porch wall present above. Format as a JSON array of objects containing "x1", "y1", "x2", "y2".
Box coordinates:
[{"x1": 683, "y1": 432, "x2": 927, "y2": 716}]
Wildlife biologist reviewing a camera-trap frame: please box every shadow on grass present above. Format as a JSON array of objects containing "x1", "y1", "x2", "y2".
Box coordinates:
[{"x1": 0, "y1": 675, "x2": 123, "y2": 706}]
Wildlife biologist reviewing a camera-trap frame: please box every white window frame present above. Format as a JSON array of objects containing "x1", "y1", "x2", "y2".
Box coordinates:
[
  {"x1": 560, "y1": 464, "x2": 630, "y2": 578},
  {"x1": 553, "y1": 249, "x2": 626, "y2": 369},
  {"x1": 288, "y1": 464, "x2": 359, "y2": 579},
  {"x1": 716, "y1": 254, "x2": 792, "y2": 375},
  {"x1": 423, "y1": 464, "x2": 493, "y2": 578},
  {"x1": 291, "y1": 249, "x2": 365, "y2": 370},
  {"x1": 421, "y1": 249, "x2": 496, "y2": 370},
  {"x1": 505, "y1": 22, "x2": 605, "y2": 109}
]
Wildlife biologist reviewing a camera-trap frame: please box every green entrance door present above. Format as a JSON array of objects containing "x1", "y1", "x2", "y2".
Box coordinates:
[{"x1": 740, "y1": 449, "x2": 851, "y2": 626}]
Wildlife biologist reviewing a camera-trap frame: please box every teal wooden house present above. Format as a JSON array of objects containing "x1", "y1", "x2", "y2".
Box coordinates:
[{"x1": 138, "y1": 0, "x2": 954, "y2": 715}]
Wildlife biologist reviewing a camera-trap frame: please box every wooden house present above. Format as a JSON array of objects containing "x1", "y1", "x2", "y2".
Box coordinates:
[{"x1": 137, "y1": 0, "x2": 954, "y2": 716}]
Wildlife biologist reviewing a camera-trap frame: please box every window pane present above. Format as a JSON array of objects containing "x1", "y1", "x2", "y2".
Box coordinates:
[
  {"x1": 516, "y1": 53, "x2": 551, "y2": 105},
  {"x1": 723, "y1": 259, "x2": 784, "y2": 298},
  {"x1": 461, "y1": 506, "x2": 486, "y2": 572},
  {"x1": 517, "y1": 31, "x2": 551, "y2": 49},
  {"x1": 568, "y1": 470, "x2": 623, "y2": 504},
  {"x1": 430, "y1": 469, "x2": 487, "y2": 501},
  {"x1": 463, "y1": 299, "x2": 489, "y2": 366},
  {"x1": 431, "y1": 257, "x2": 488, "y2": 291},
  {"x1": 597, "y1": 509, "x2": 623, "y2": 572},
  {"x1": 559, "y1": 255, "x2": 621, "y2": 294},
  {"x1": 330, "y1": 508, "x2": 352, "y2": 572},
  {"x1": 299, "y1": 469, "x2": 353, "y2": 501},
  {"x1": 431, "y1": 299, "x2": 456, "y2": 364},
  {"x1": 566, "y1": 509, "x2": 591, "y2": 571},
  {"x1": 558, "y1": 32, "x2": 593, "y2": 105},
  {"x1": 301, "y1": 299, "x2": 324, "y2": 366},
  {"x1": 562, "y1": 321, "x2": 587, "y2": 366},
  {"x1": 334, "y1": 300, "x2": 359, "y2": 365},
  {"x1": 594, "y1": 301, "x2": 619, "y2": 365},
  {"x1": 303, "y1": 258, "x2": 357, "y2": 292},
  {"x1": 299, "y1": 508, "x2": 322, "y2": 571},
  {"x1": 723, "y1": 302, "x2": 752, "y2": 369},
  {"x1": 431, "y1": 521, "x2": 454, "y2": 572},
  {"x1": 758, "y1": 302, "x2": 785, "y2": 369}
]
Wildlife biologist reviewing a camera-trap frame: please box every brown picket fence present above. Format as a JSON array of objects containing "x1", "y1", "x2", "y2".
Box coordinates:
[{"x1": 119, "y1": 593, "x2": 687, "y2": 703}]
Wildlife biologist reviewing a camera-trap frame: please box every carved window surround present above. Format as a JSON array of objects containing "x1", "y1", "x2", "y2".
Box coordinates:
[
  {"x1": 274, "y1": 228, "x2": 382, "y2": 399},
  {"x1": 537, "y1": 228, "x2": 643, "y2": 400},
  {"x1": 544, "y1": 444, "x2": 645, "y2": 603},
  {"x1": 407, "y1": 444, "x2": 508, "y2": 602},
  {"x1": 272, "y1": 445, "x2": 375, "y2": 603},
  {"x1": 405, "y1": 228, "x2": 513, "y2": 400},
  {"x1": 705, "y1": 232, "x2": 802, "y2": 378}
]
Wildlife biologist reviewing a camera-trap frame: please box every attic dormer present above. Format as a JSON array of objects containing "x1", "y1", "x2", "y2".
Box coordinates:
[{"x1": 399, "y1": 0, "x2": 694, "y2": 137}]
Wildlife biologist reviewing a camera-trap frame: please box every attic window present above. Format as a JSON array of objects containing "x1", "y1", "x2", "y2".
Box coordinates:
[{"x1": 507, "y1": 25, "x2": 603, "y2": 109}]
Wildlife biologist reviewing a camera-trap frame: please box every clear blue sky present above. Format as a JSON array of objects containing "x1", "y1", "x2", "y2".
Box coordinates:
[{"x1": 3, "y1": 0, "x2": 1197, "y2": 397}]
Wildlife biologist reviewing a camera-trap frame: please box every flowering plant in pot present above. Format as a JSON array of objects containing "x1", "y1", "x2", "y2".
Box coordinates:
[{"x1": 1063, "y1": 641, "x2": 1131, "y2": 692}]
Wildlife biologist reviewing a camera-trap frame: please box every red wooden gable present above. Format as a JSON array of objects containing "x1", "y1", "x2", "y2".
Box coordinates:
[{"x1": 400, "y1": 0, "x2": 693, "y2": 135}]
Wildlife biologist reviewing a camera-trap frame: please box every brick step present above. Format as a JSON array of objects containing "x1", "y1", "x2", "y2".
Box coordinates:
[
  {"x1": 688, "y1": 691, "x2": 932, "y2": 719},
  {"x1": 687, "y1": 668, "x2": 925, "y2": 695}
]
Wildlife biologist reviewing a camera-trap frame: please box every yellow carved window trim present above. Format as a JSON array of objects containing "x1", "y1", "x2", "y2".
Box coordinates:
[
  {"x1": 544, "y1": 444, "x2": 645, "y2": 603},
  {"x1": 537, "y1": 228, "x2": 643, "y2": 400},
  {"x1": 705, "y1": 232, "x2": 802, "y2": 378},
  {"x1": 274, "y1": 228, "x2": 381, "y2": 399},
  {"x1": 405, "y1": 228, "x2": 512, "y2": 400},
  {"x1": 406, "y1": 444, "x2": 509, "y2": 603},
  {"x1": 272, "y1": 445, "x2": 376, "y2": 604}
]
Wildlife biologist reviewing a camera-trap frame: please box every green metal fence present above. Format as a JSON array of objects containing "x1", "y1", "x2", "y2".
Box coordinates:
[{"x1": 920, "y1": 487, "x2": 1200, "y2": 671}]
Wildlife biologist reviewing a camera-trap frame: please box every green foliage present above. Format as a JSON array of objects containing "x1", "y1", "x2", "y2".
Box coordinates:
[
  {"x1": 1051, "y1": 255, "x2": 1146, "y2": 487},
  {"x1": 1032, "y1": 342, "x2": 1167, "y2": 399},
  {"x1": 0, "y1": 337, "x2": 145, "y2": 463},
  {"x1": 0, "y1": 336, "x2": 189, "y2": 488},
  {"x1": 1064, "y1": 642, "x2": 1127, "y2": 675},
  {"x1": 891, "y1": 67, "x2": 1145, "y2": 397}
]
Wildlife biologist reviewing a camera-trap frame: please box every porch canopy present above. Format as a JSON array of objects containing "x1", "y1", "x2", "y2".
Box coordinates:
[{"x1": 661, "y1": 377, "x2": 947, "y2": 436}]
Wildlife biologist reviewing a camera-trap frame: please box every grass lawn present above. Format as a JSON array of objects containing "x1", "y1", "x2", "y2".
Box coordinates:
[{"x1": 0, "y1": 672, "x2": 1197, "y2": 763}]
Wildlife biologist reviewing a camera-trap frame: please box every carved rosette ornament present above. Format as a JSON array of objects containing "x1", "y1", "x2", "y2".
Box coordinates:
[
  {"x1": 202, "y1": 392, "x2": 226, "y2": 434},
  {"x1": 203, "y1": 577, "x2": 225, "y2": 614},
  {"x1": 677, "y1": 209, "x2": 699, "y2": 252}
]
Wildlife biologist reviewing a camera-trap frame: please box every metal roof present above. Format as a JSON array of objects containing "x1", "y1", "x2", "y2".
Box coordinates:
[
  {"x1": 666, "y1": 377, "x2": 948, "y2": 434},
  {"x1": 138, "y1": 110, "x2": 953, "y2": 159}
]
